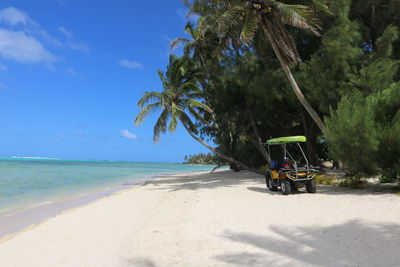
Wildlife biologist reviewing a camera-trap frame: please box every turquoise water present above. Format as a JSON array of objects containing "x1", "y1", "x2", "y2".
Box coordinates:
[{"x1": 0, "y1": 158, "x2": 217, "y2": 215}]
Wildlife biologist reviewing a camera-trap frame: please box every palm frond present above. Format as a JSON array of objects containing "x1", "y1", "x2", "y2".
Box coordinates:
[
  {"x1": 263, "y1": 15, "x2": 301, "y2": 63},
  {"x1": 186, "y1": 98, "x2": 213, "y2": 113},
  {"x1": 197, "y1": 13, "x2": 218, "y2": 38},
  {"x1": 307, "y1": 0, "x2": 333, "y2": 15},
  {"x1": 181, "y1": 81, "x2": 201, "y2": 93},
  {"x1": 170, "y1": 38, "x2": 190, "y2": 49},
  {"x1": 185, "y1": 90, "x2": 203, "y2": 98},
  {"x1": 157, "y1": 70, "x2": 169, "y2": 89},
  {"x1": 168, "y1": 102, "x2": 179, "y2": 133},
  {"x1": 153, "y1": 108, "x2": 170, "y2": 143},
  {"x1": 187, "y1": 107, "x2": 209, "y2": 125},
  {"x1": 213, "y1": 30, "x2": 237, "y2": 57},
  {"x1": 135, "y1": 53, "x2": 211, "y2": 142},
  {"x1": 272, "y1": 2, "x2": 320, "y2": 35},
  {"x1": 134, "y1": 102, "x2": 162, "y2": 126},
  {"x1": 184, "y1": 21, "x2": 198, "y2": 38},
  {"x1": 178, "y1": 111, "x2": 197, "y2": 134},
  {"x1": 137, "y1": 91, "x2": 163, "y2": 107},
  {"x1": 218, "y1": 6, "x2": 245, "y2": 33},
  {"x1": 240, "y1": 11, "x2": 260, "y2": 44}
]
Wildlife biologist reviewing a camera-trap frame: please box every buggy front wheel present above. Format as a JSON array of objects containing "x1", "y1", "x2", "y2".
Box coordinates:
[
  {"x1": 281, "y1": 179, "x2": 292, "y2": 195},
  {"x1": 306, "y1": 179, "x2": 316, "y2": 193}
]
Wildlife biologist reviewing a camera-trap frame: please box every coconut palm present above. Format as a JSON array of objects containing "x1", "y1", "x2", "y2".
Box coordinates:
[
  {"x1": 171, "y1": 21, "x2": 224, "y2": 132},
  {"x1": 171, "y1": 22, "x2": 210, "y2": 65},
  {"x1": 188, "y1": 0, "x2": 329, "y2": 131},
  {"x1": 135, "y1": 55, "x2": 264, "y2": 174}
]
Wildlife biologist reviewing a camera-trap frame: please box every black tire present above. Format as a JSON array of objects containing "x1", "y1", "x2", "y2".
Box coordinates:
[
  {"x1": 281, "y1": 179, "x2": 292, "y2": 195},
  {"x1": 306, "y1": 179, "x2": 317, "y2": 193},
  {"x1": 291, "y1": 181, "x2": 299, "y2": 191},
  {"x1": 266, "y1": 173, "x2": 278, "y2": 191}
]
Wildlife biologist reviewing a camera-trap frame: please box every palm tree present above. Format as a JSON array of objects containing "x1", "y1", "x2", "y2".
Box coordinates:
[
  {"x1": 135, "y1": 55, "x2": 265, "y2": 174},
  {"x1": 188, "y1": 0, "x2": 328, "y2": 131},
  {"x1": 171, "y1": 22, "x2": 211, "y2": 65},
  {"x1": 171, "y1": 21, "x2": 224, "y2": 132}
]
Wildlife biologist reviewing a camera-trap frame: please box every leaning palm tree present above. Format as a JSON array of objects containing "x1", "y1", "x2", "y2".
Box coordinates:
[
  {"x1": 135, "y1": 55, "x2": 265, "y2": 174},
  {"x1": 188, "y1": 0, "x2": 329, "y2": 131}
]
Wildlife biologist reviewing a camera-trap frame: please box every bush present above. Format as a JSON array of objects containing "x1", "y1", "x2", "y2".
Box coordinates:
[
  {"x1": 379, "y1": 171, "x2": 399, "y2": 183},
  {"x1": 374, "y1": 84, "x2": 400, "y2": 182},
  {"x1": 314, "y1": 174, "x2": 337, "y2": 185},
  {"x1": 324, "y1": 92, "x2": 379, "y2": 175},
  {"x1": 323, "y1": 26, "x2": 400, "y2": 181},
  {"x1": 339, "y1": 176, "x2": 367, "y2": 189}
]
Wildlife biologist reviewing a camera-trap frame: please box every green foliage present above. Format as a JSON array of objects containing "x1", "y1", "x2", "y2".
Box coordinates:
[
  {"x1": 314, "y1": 174, "x2": 337, "y2": 185},
  {"x1": 350, "y1": 0, "x2": 400, "y2": 58},
  {"x1": 375, "y1": 25, "x2": 399, "y2": 58},
  {"x1": 135, "y1": 55, "x2": 210, "y2": 142},
  {"x1": 380, "y1": 172, "x2": 399, "y2": 184},
  {"x1": 296, "y1": 0, "x2": 362, "y2": 115},
  {"x1": 339, "y1": 176, "x2": 367, "y2": 189},
  {"x1": 183, "y1": 153, "x2": 221, "y2": 165},
  {"x1": 374, "y1": 84, "x2": 400, "y2": 182},
  {"x1": 140, "y1": 0, "x2": 400, "y2": 181},
  {"x1": 324, "y1": 92, "x2": 379, "y2": 175},
  {"x1": 324, "y1": 23, "x2": 400, "y2": 179}
]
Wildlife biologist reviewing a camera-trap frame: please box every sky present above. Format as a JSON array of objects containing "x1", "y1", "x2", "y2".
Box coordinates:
[{"x1": 0, "y1": 0, "x2": 210, "y2": 162}]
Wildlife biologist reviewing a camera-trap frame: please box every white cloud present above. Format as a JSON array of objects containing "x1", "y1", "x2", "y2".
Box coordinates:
[
  {"x1": 59, "y1": 26, "x2": 90, "y2": 53},
  {"x1": 0, "y1": 7, "x2": 90, "y2": 66},
  {"x1": 65, "y1": 68, "x2": 83, "y2": 77},
  {"x1": 120, "y1": 129, "x2": 138, "y2": 140},
  {"x1": 59, "y1": 26, "x2": 73, "y2": 39},
  {"x1": 0, "y1": 8, "x2": 62, "y2": 47},
  {"x1": 66, "y1": 41, "x2": 90, "y2": 53},
  {"x1": 0, "y1": 29, "x2": 56, "y2": 63},
  {"x1": 0, "y1": 7, "x2": 35, "y2": 26},
  {"x1": 119, "y1": 59, "x2": 143, "y2": 70}
]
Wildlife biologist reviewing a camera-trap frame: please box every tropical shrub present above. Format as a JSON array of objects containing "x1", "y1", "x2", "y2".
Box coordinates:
[{"x1": 324, "y1": 92, "x2": 379, "y2": 175}]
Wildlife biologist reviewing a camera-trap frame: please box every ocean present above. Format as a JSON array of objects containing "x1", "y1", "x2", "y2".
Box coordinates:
[{"x1": 0, "y1": 158, "x2": 219, "y2": 216}]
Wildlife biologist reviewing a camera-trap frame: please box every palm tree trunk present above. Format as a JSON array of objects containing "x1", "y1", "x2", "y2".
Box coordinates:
[
  {"x1": 181, "y1": 122, "x2": 267, "y2": 176},
  {"x1": 248, "y1": 113, "x2": 272, "y2": 166},
  {"x1": 303, "y1": 112, "x2": 320, "y2": 165},
  {"x1": 259, "y1": 15, "x2": 326, "y2": 131}
]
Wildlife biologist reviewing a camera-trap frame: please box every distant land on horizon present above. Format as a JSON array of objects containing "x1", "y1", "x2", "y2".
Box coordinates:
[{"x1": 0, "y1": 156, "x2": 188, "y2": 164}]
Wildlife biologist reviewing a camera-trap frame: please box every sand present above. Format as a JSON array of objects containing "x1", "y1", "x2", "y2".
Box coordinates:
[{"x1": 0, "y1": 170, "x2": 399, "y2": 267}]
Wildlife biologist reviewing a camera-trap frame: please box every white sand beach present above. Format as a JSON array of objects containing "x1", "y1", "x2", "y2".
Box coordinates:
[{"x1": 0, "y1": 170, "x2": 399, "y2": 267}]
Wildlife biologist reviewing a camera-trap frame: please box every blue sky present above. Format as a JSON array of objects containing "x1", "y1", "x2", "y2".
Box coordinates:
[{"x1": 0, "y1": 0, "x2": 210, "y2": 162}]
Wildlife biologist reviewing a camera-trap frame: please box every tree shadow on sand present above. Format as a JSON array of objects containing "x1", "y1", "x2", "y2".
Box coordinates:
[
  {"x1": 247, "y1": 183, "x2": 400, "y2": 196},
  {"x1": 145, "y1": 170, "x2": 262, "y2": 192},
  {"x1": 216, "y1": 220, "x2": 400, "y2": 267},
  {"x1": 124, "y1": 257, "x2": 157, "y2": 267},
  {"x1": 147, "y1": 170, "x2": 400, "y2": 196}
]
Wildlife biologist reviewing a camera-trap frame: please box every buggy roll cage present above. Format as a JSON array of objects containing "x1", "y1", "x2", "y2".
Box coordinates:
[{"x1": 265, "y1": 136, "x2": 310, "y2": 180}]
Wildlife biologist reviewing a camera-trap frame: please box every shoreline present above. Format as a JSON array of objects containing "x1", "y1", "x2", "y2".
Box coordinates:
[
  {"x1": 0, "y1": 170, "x2": 399, "y2": 266},
  {"x1": 0, "y1": 169, "x2": 213, "y2": 241}
]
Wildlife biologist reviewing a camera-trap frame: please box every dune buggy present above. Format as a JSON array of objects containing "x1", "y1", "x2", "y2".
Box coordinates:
[{"x1": 265, "y1": 136, "x2": 320, "y2": 195}]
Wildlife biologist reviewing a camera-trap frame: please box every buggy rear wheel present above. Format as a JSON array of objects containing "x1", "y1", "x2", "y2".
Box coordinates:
[
  {"x1": 281, "y1": 179, "x2": 292, "y2": 195},
  {"x1": 266, "y1": 173, "x2": 278, "y2": 191},
  {"x1": 306, "y1": 179, "x2": 316, "y2": 193}
]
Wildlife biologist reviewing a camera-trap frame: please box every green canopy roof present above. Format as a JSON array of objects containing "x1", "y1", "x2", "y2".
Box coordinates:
[{"x1": 266, "y1": 136, "x2": 307, "y2": 145}]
